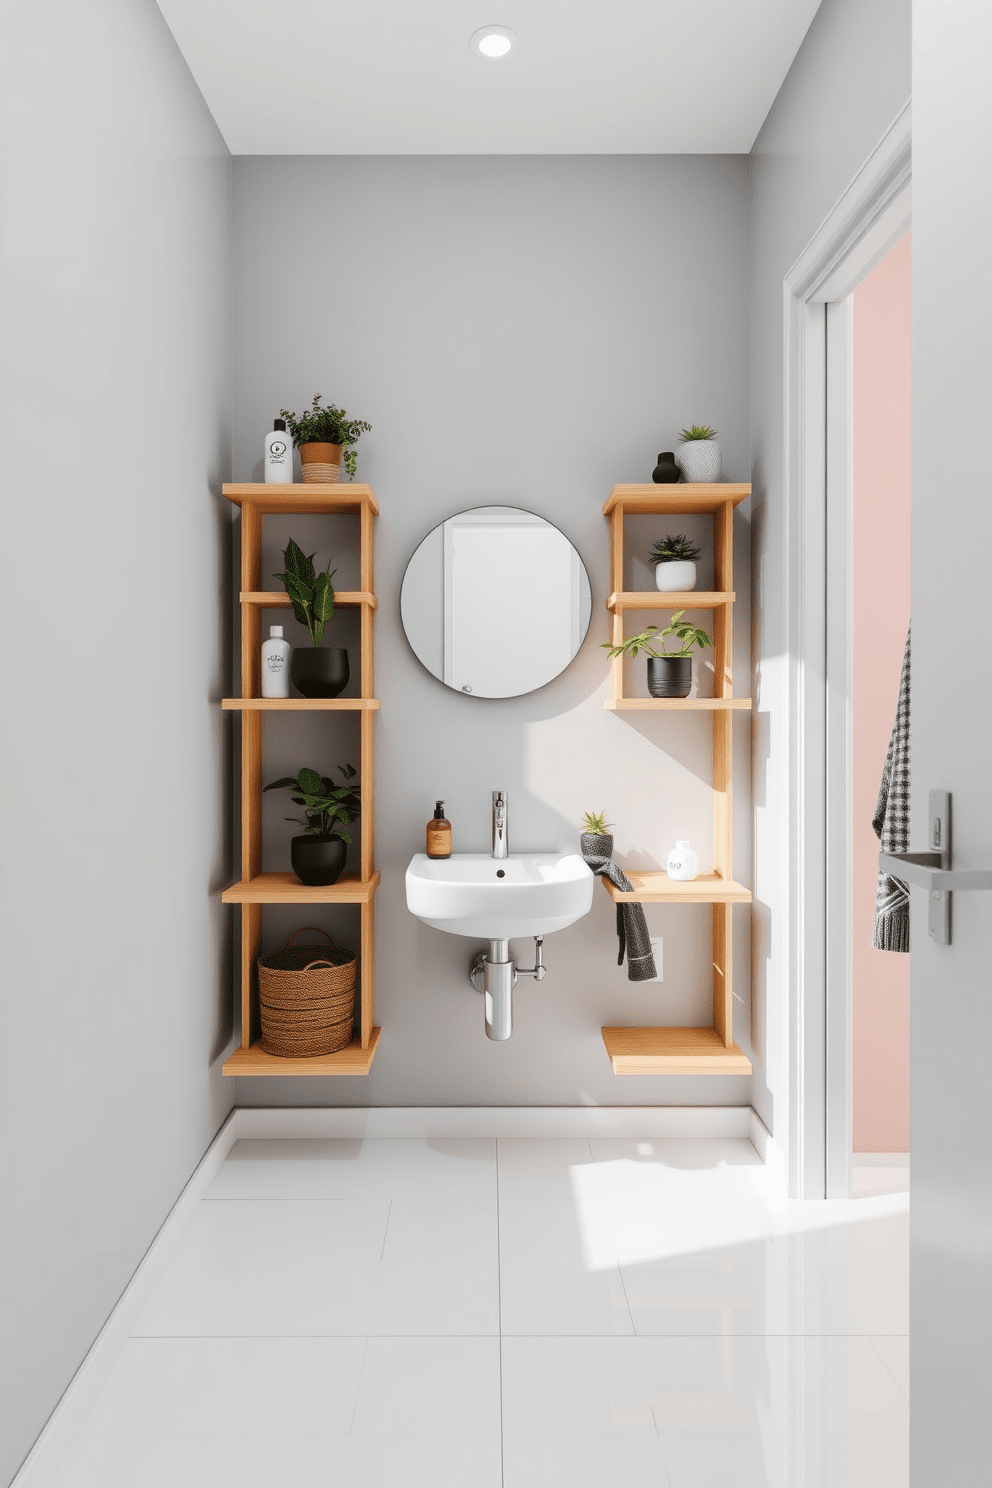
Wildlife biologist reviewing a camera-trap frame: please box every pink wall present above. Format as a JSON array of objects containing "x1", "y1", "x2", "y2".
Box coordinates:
[{"x1": 852, "y1": 232, "x2": 911, "y2": 1153}]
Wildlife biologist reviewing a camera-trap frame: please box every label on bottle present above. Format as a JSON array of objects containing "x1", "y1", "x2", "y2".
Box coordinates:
[
  {"x1": 426, "y1": 822, "x2": 451, "y2": 858},
  {"x1": 265, "y1": 653, "x2": 286, "y2": 672}
]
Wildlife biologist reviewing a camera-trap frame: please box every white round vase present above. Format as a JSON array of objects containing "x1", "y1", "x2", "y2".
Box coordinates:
[
  {"x1": 675, "y1": 440, "x2": 722, "y2": 483},
  {"x1": 667, "y1": 840, "x2": 700, "y2": 882},
  {"x1": 655, "y1": 560, "x2": 697, "y2": 592}
]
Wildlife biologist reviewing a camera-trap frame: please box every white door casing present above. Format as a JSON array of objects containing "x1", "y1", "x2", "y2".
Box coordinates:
[{"x1": 782, "y1": 102, "x2": 911, "y2": 1198}]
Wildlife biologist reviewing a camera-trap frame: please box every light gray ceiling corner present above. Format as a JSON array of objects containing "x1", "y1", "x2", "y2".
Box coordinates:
[{"x1": 156, "y1": 0, "x2": 824, "y2": 155}]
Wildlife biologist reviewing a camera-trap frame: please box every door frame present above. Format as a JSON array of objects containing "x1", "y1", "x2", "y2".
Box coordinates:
[{"x1": 782, "y1": 102, "x2": 911, "y2": 1199}]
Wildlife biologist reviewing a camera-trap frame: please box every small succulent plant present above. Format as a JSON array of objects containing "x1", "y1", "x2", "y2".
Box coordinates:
[
  {"x1": 678, "y1": 424, "x2": 717, "y2": 442},
  {"x1": 651, "y1": 534, "x2": 702, "y2": 565},
  {"x1": 581, "y1": 811, "x2": 613, "y2": 835}
]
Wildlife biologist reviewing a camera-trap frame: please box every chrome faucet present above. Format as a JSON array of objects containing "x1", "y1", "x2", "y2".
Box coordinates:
[{"x1": 492, "y1": 790, "x2": 508, "y2": 858}]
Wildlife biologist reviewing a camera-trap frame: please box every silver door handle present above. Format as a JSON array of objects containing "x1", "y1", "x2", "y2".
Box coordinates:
[
  {"x1": 878, "y1": 791, "x2": 992, "y2": 944},
  {"x1": 876, "y1": 852, "x2": 992, "y2": 892}
]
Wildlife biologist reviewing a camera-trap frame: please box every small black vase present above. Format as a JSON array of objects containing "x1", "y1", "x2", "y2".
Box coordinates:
[
  {"x1": 580, "y1": 832, "x2": 614, "y2": 860},
  {"x1": 290, "y1": 835, "x2": 347, "y2": 887},
  {"x1": 291, "y1": 646, "x2": 349, "y2": 699},
  {"x1": 651, "y1": 451, "x2": 680, "y2": 484},
  {"x1": 647, "y1": 656, "x2": 692, "y2": 699}
]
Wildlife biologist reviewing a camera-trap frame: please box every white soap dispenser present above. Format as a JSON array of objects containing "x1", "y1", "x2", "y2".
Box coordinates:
[
  {"x1": 261, "y1": 625, "x2": 291, "y2": 698},
  {"x1": 264, "y1": 418, "x2": 292, "y2": 484},
  {"x1": 666, "y1": 840, "x2": 699, "y2": 882}
]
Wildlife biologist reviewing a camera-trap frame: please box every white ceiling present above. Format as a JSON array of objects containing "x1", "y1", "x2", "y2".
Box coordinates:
[{"x1": 156, "y1": 0, "x2": 822, "y2": 155}]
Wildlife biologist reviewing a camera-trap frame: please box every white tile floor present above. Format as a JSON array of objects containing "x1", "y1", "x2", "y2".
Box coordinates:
[{"x1": 52, "y1": 1137, "x2": 909, "y2": 1487}]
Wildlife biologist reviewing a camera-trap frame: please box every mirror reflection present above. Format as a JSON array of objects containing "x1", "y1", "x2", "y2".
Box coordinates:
[{"x1": 400, "y1": 506, "x2": 592, "y2": 698}]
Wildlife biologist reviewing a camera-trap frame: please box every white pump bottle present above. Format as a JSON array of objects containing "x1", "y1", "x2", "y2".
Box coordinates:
[
  {"x1": 264, "y1": 418, "x2": 292, "y2": 483},
  {"x1": 261, "y1": 625, "x2": 291, "y2": 698}
]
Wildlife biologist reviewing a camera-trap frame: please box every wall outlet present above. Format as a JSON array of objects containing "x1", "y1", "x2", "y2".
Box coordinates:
[{"x1": 646, "y1": 937, "x2": 663, "y2": 982}]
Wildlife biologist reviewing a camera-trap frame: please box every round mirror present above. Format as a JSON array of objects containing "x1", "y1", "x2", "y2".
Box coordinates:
[{"x1": 400, "y1": 506, "x2": 592, "y2": 698}]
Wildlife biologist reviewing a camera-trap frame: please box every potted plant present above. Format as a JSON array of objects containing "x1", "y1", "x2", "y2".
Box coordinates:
[
  {"x1": 279, "y1": 393, "x2": 372, "y2": 483},
  {"x1": 580, "y1": 811, "x2": 614, "y2": 859},
  {"x1": 602, "y1": 611, "x2": 713, "y2": 699},
  {"x1": 275, "y1": 537, "x2": 349, "y2": 697},
  {"x1": 651, "y1": 533, "x2": 702, "y2": 592},
  {"x1": 263, "y1": 764, "x2": 360, "y2": 886},
  {"x1": 675, "y1": 424, "x2": 722, "y2": 483}
]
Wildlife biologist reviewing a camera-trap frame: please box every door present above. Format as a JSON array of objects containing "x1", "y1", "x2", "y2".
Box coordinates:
[{"x1": 911, "y1": 12, "x2": 992, "y2": 1479}]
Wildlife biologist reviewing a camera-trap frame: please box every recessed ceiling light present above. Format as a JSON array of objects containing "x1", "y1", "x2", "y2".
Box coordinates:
[{"x1": 470, "y1": 26, "x2": 519, "y2": 60}]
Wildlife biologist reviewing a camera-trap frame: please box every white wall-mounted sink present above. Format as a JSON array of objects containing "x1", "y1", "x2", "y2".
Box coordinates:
[{"x1": 405, "y1": 852, "x2": 594, "y2": 940}]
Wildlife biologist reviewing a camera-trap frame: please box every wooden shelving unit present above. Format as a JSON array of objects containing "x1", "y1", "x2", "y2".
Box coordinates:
[
  {"x1": 601, "y1": 483, "x2": 752, "y2": 1075},
  {"x1": 221, "y1": 483, "x2": 380, "y2": 1077}
]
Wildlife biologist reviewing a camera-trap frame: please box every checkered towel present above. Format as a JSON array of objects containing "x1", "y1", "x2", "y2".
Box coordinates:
[{"x1": 872, "y1": 626, "x2": 911, "y2": 952}]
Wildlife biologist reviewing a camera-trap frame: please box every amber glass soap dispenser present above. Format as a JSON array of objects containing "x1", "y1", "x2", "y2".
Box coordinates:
[{"x1": 426, "y1": 801, "x2": 451, "y2": 858}]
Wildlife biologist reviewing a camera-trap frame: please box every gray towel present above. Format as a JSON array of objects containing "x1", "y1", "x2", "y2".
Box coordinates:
[
  {"x1": 872, "y1": 625, "x2": 911, "y2": 952},
  {"x1": 582, "y1": 850, "x2": 657, "y2": 981}
]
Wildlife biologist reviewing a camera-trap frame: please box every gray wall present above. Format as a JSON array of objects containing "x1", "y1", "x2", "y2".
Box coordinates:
[
  {"x1": 911, "y1": 1, "x2": 992, "y2": 1477},
  {"x1": 747, "y1": 0, "x2": 911, "y2": 1164},
  {"x1": 232, "y1": 154, "x2": 752, "y2": 1107},
  {"x1": 0, "y1": 1, "x2": 233, "y2": 1480}
]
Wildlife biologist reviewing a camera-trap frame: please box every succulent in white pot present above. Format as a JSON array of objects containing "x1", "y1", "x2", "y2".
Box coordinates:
[
  {"x1": 651, "y1": 533, "x2": 701, "y2": 592},
  {"x1": 675, "y1": 424, "x2": 722, "y2": 483}
]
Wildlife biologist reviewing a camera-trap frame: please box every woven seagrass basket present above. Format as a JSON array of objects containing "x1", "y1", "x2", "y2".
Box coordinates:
[{"x1": 257, "y1": 927, "x2": 356, "y2": 1057}]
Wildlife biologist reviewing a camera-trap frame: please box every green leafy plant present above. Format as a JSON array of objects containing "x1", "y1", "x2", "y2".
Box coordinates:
[
  {"x1": 263, "y1": 765, "x2": 360, "y2": 841},
  {"x1": 581, "y1": 811, "x2": 613, "y2": 835},
  {"x1": 601, "y1": 611, "x2": 713, "y2": 660},
  {"x1": 275, "y1": 538, "x2": 336, "y2": 647},
  {"x1": 678, "y1": 424, "x2": 717, "y2": 442},
  {"x1": 651, "y1": 533, "x2": 702, "y2": 565},
  {"x1": 279, "y1": 394, "x2": 372, "y2": 478}
]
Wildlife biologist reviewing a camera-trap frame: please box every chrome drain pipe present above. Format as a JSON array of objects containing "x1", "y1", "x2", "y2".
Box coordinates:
[{"x1": 469, "y1": 937, "x2": 545, "y2": 1041}]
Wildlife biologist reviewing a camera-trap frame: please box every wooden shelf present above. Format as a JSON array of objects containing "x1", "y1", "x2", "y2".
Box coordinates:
[
  {"x1": 223, "y1": 482, "x2": 379, "y2": 515},
  {"x1": 221, "y1": 697, "x2": 380, "y2": 711},
  {"x1": 607, "y1": 591, "x2": 734, "y2": 612},
  {"x1": 602, "y1": 481, "x2": 751, "y2": 1075},
  {"x1": 601, "y1": 871, "x2": 752, "y2": 905},
  {"x1": 222, "y1": 871, "x2": 380, "y2": 905},
  {"x1": 223, "y1": 1027, "x2": 381, "y2": 1077},
  {"x1": 604, "y1": 483, "x2": 751, "y2": 515},
  {"x1": 604, "y1": 697, "x2": 751, "y2": 711},
  {"x1": 241, "y1": 590, "x2": 378, "y2": 611},
  {"x1": 602, "y1": 1027, "x2": 752, "y2": 1075},
  {"x1": 225, "y1": 483, "x2": 379, "y2": 1076}
]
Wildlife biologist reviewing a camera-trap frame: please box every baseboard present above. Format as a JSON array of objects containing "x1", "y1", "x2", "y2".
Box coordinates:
[
  {"x1": 748, "y1": 1106, "x2": 788, "y2": 1192},
  {"x1": 234, "y1": 1104, "x2": 755, "y2": 1140},
  {"x1": 12, "y1": 1111, "x2": 241, "y2": 1488}
]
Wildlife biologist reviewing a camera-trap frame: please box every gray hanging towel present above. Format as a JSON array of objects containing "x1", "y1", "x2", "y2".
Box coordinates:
[
  {"x1": 872, "y1": 625, "x2": 911, "y2": 952},
  {"x1": 581, "y1": 847, "x2": 657, "y2": 981}
]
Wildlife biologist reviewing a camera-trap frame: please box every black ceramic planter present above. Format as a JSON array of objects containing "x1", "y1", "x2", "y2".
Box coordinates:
[
  {"x1": 647, "y1": 656, "x2": 692, "y2": 699},
  {"x1": 651, "y1": 451, "x2": 680, "y2": 484},
  {"x1": 291, "y1": 835, "x2": 347, "y2": 887},
  {"x1": 580, "y1": 832, "x2": 614, "y2": 859},
  {"x1": 292, "y1": 646, "x2": 349, "y2": 698}
]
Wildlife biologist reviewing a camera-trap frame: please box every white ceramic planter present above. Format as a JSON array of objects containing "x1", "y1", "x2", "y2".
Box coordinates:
[
  {"x1": 667, "y1": 840, "x2": 700, "y2": 881},
  {"x1": 655, "y1": 560, "x2": 697, "y2": 592},
  {"x1": 675, "y1": 440, "x2": 721, "y2": 483}
]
